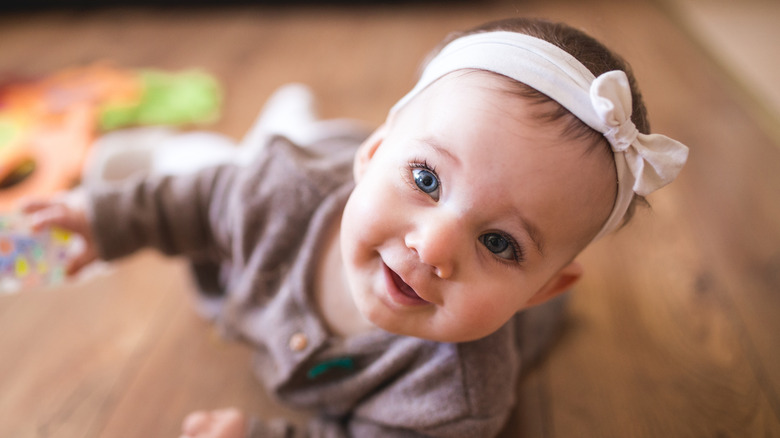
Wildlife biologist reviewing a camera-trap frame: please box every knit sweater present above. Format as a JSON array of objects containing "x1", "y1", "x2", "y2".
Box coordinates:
[{"x1": 88, "y1": 131, "x2": 563, "y2": 437}]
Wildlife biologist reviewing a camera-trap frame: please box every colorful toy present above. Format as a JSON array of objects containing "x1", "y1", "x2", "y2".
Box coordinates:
[
  {"x1": 0, "y1": 63, "x2": 221, "y2": 211},
  {"x1": 0, "y1": 213, "x2": 81, "y2": 293}
]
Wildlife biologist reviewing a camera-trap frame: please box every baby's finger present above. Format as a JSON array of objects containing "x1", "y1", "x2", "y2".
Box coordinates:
[
  {"x1": 18, "y1": 199, "x2": 55, "y2": 214},
  {"x1": 28, "y1": 207, "x2": 69, "y2": 232},
  {"x1": 65, "y1": 249, "x2": 97, "y2": 277},
  {"x1": 181, "y1": 411, "x2": 211, "y2": 435}
]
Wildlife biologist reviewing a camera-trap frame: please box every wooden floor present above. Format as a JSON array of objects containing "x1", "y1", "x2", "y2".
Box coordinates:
[{"x1": 1, "y1": 0, "x2": 779, "y2": 436}]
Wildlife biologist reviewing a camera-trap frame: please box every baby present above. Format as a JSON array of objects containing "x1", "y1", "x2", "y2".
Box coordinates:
[{"x1": 23, "y1": 17, "x2": 688, "y2": 438}]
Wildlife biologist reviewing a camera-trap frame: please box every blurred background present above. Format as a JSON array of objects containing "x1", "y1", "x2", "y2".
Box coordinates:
[{"x1": 0, "y1": 0, "x2": 779, "y2": 437}]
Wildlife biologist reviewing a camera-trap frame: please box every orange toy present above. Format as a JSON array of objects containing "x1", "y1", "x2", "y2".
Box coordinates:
[
  {"x1": 0, "y1": 64, "x2": 140, "y2": 210},
  {"x1": 0, "y1": 63, "x2": 221, "y2": 212}
]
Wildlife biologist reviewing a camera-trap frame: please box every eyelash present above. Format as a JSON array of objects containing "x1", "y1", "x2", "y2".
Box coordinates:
[
  {"x1": 407, "y1": 159, "x2": 440, "y2": 198},
  {"x1": 408, "y1": 159, "x2": 437, "y2": 177},
  {"x1": 405, "y1": 159, "x2": 525, "y2": 266},
  {"x1": 488, "y1": 232, "x2": 524, "y2": 265}
]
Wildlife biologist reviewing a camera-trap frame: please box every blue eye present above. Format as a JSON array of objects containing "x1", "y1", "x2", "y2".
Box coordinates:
[
  {"x1": 412, "y1": 168, "x2": 440, "y2": 200},
  {"x1": 480, "y1": 233, "x2": 520, "y2": 262}
]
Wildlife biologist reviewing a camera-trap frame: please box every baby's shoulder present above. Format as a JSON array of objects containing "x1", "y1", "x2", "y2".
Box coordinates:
[{"x1": 233, "y1": 134, "x2": 356, "y2": 203}]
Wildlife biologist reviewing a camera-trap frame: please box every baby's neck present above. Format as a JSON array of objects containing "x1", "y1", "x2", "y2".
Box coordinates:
[{"x1": 313, "y1": 216, "x2": 375, "y2": 338}]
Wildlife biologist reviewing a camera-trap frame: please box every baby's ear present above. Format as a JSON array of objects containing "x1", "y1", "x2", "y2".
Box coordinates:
[
  {"x1": 353, "y1": 123, "x2": 387, "y2": 181},
  {"x1": 525, "y1": 261, "x2": 582, "y2": 308}
]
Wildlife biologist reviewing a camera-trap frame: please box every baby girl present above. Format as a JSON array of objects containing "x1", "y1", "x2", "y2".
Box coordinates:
[{"x1": 24, "y1": 17, "x2": 687, "y2": 438}]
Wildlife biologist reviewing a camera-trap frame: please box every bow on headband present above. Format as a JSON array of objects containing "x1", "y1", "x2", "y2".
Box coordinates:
[
  {"x1": 590, "y1": 70, "x2": 689, "y2": 240},
  {"x1": 591, "y1": 71, "x2": 688, "y2": 197},
  {"x1": 390, "y1": 31, "x2": 690, "y2": 240}
]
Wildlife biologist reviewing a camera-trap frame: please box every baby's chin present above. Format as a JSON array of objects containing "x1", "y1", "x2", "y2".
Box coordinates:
[{"x1": 358, "y1": 309, "x2": 505, "y2": 344}]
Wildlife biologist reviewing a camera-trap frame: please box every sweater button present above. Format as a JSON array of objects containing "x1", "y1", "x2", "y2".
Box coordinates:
[{"x1": 289, "y1": 332, "x2": 308, "y2": 351}]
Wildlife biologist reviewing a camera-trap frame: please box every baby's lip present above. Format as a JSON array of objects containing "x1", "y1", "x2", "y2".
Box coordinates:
[{"x1": 383, "y1": 263, "x2": 430, "y2": 306}]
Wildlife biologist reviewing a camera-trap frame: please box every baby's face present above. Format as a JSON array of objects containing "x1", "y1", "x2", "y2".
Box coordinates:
[{"x1": 340, "y1": 71, "x2": 616, "y2": 343}]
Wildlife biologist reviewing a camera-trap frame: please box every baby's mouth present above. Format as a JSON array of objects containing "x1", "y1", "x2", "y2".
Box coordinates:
[{"x1": 383, "y1": 263, "x2": 429, "y2": 305}]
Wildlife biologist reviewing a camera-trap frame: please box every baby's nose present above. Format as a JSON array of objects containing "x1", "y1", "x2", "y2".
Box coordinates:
[{"x1": 404, "y1": 217, "x2": 462, "y2": 279}]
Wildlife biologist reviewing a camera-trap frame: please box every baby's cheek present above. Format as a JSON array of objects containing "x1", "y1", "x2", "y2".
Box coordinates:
[
  {"x1": 349, "y1": 184, "x2": 393, "y2": 228},
  {"x1": 451, "y1": 288, "x2": 527, "y2": 341},
  {"x1": 465, "y1": 302, "x2": 511, "y2": 337},
  {"x1": 341, "y1": 190, "x2": 383, "y2": 256}
]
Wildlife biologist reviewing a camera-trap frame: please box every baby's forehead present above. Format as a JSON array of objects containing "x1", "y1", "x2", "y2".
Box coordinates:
[
  {"x1": 423, "y1": 70, "x2": 522, "y2": 99},
  {"x1": 414, "y1": 70, "x2": 573, "y2": 125},
  {"x1": 404, "y1": 72, "x2": 598, "y2": 145}
]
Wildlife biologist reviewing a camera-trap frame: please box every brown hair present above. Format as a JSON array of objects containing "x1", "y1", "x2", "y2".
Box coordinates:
[{"x1": 427, "y1": 18, "x2": 649, "y2": 226}]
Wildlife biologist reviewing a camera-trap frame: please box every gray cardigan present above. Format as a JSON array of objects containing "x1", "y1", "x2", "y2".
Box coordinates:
[{"x1": 88, "y1": 132, "x2": 564, "y2": 437}]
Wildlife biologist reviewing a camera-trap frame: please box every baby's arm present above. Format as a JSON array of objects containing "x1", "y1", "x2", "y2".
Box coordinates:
[
  {"x1": 19, "y1": 161, "x2": 240, "y2": 274},
  {"x1": 20, "y1": 191, "x2": 98, "y2": 276},
  {"x1": 82, "y1": 163, "x2": 239, "y2": 264}
]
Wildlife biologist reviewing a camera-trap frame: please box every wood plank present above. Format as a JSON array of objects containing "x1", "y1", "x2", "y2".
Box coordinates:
[
  {"x1": 0, "y1": 253, "x2": 183, "y2": 437},
  {"x1": 660, "y1": 0, "x2": 780, "y2": 145}
]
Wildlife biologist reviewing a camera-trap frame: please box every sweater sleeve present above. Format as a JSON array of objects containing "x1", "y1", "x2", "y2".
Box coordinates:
[
  {"x1": 87, "y1": 162, "x2": 239, "y2": 263},
  {"x1": 86, "y1": 135, "x2": 355, "y2": 266}
]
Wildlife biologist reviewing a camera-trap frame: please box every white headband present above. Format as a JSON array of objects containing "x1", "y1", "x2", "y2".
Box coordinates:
[{"x1": 390, "y1": 31, "x2": 689, "y2": 241}]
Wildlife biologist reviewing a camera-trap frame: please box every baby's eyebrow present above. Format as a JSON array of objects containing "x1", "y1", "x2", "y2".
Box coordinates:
[
  {"x1": 526, "y1": 220, "x2": 544, "y2": 256},
  {"x1": 418, "y1": 137, "x2": 459, "y2": 165},
  {"x1": 514, "y1": 212, "x2": 544, "y2": 257}
]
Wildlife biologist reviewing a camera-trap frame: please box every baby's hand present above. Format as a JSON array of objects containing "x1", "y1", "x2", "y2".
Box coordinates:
[
  {"x1": 19, "y1": 190, "x2": 97, "y2": 276},
  {"x1": 180, "y1": 408, "x2": 247, "y2": 438}
]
